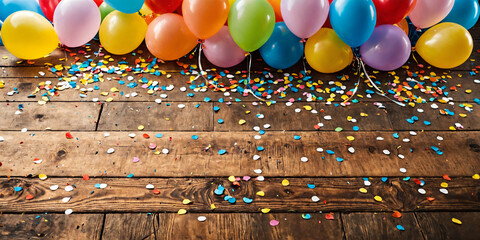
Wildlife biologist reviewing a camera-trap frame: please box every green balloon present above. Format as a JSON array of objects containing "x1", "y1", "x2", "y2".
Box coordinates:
[
  {"x1": 228, "y1": 0, "x2": 275, "y2": 52},
  {"x1": 99, "y1": 2, "x2": 115, "y2": 22}
]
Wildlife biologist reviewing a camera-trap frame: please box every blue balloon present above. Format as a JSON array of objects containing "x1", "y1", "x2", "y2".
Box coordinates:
[
  {"x1": 442, "y1": 0, "x2": 480, "y2": 30},
  {"x1": 104, "y1": 0, "x2": 145, "y2": 14},
  {"x1": 0, "y1": 20, "x2": 3, "y2": 46},
  {"x1": 0, "y1": 0, "x2": 44, "y2": 22},
  {"x1": 259, "y1": 22, "x2": 304, "y2": 69},
  {"x1": 330, "y1": 0, "x2": 377, "y2": 47}
]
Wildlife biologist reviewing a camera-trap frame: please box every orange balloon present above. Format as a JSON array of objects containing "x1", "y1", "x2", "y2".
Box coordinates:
[
  {"x1": 145, "y1": 14, "x2": 198, "y2": 61},
  {"x1": 182, "y1": 0, "x2": 229, "y2": 39},
  {"x1": 395, "y1": 18, "x2": 409, "y2": 36},
  {"x1": 267, "y1": 0, "x2": 282, "y2": 22}
]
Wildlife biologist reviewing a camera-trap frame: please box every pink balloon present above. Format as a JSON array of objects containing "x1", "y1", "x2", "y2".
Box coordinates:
[
  {"x1": 203, "y1": 26, "x2": 246, "y2": 68},
  {"x1": 281, "y1": 0, "x2": 330, "y2": 39},
  {"x1": 409, "y1": 0, "x2": 454, "y2": 29},
  {"x1": 53, "y1": 0, "x2": 101, "y2": 47}
]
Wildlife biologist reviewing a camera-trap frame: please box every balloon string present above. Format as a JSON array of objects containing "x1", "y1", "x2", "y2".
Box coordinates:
[
  {"x1": 359, "y1": 58, "x2": 406, "y2": 107},
  {"x1": 245, "y1": 53, "x2": 267, "y2": 102},
  {"x1": 343, "y1": 58, "x2": 362, "y2": 104},
  {"x1": 411, "y1": 47, "x2": 420, "y2": 65}
]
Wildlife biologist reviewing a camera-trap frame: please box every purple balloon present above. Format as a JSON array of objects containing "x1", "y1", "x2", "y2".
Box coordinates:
[
  {"x1": 360, "y1": 25, "x2": 411, "y2": 71},
  {"x1": 281, "y1": 0, "x2": 330, "y2": 39},
  {"x1": 203, "y1": 26, "x2": 247, "y2": 68}
]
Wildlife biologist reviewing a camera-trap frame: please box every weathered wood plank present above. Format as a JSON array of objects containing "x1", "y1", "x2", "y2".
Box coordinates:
[
  {"x1": 0, "y1": 102, "x2": 100, "y2": 131},
  {"x1": 1, "y1": 131, "x2": 478, "y2": 177},
  {"x1": 342, "y1": 212, "x2": 424, "y2": 240},
  {"x1": 97, "y1": 102, "x2": 214, "y2": 131},
  {"x1": 156, "y1": 213, "x2": 343, "y2": 240},
  {"x1": 102, "y1": 213, "x2": 156, "y2": 240},
  {"x1": 416, "y1": 212, "x2": 480, "y2": 240},
  {"x1": 0, "y1": 177, "x2": 478, "y2": 213},
  {"x1": 0, "y1": 214, "x2": 103, "y2": 240}
]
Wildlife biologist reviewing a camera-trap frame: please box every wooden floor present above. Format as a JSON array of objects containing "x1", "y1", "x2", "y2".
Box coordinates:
[{"x1": 1, "y1": 27, "x2": 480, "y2": 239}]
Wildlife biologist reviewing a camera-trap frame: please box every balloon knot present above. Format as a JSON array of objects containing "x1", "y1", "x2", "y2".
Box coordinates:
[
  {"x1": 416, "y1": 27, "x2": 422, "y2": 32},
  {"x1": 300, "y1": 38, "x2": 306, "y2": 43},
  {"x1": 198, "y1": 39, "x2": 205, "y2": 44}
]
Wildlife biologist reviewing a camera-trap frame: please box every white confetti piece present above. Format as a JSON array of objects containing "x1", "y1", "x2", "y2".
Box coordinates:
[
  {"x1": 162, "y1": 148, "x2": 169, "y2": 154},
  {"x1": 254, "y1": 135, "x2": 261, "y2": 140},
  {"x1": 316, "y1": 148, "x2": 324, "y2": 152},
  {"x1": 418, "y1": 189, "x2": 426, "y2": 194},
  {"x1": 364, "y1": 180, "x2": 371, "y2": 186},
  {"x1": 50, "y1": 185, "x2": 59, "y2": 191},
  {"x1": 402, "y1": 138, "x2": 410, "y2": 142},
  {"x1": 383, "y1": 150, "x2": 391, "y2": 155},
  {"x1": 104, "y1": 133, "x2": 110, "y2": 138},
  {"x1": 253, "y1": 155, "x2": 261, "y2": 160},
  {"x1": 100, "y1": 183, "x2": 108, "y2": 189},
  {"x1": 146, "y1": 184, "x2": 154, "y2": 189},
  {"x1": 348, "y1": 147, "x2": 355, "y2": 154},
  {"x1": 62, "y1": 197, "x2": 71, "y2": 203},
  {"x1": 107, "y1": 148, "x2": 115, "y2": 154},
  {"x1": 376, "y1": 137, "x2": 384, "y2": 141},
  {"x1": 65, "y1": 186, "x2": 74, "y2": 192},
  {"x1": 301, "y1": 157, "x2": 308, "y2": 162},
  {"x1": 400, "y1": 168, "x2": 407, "y2": 173},
  {"x1": 65, "y1": 209, "x2": 73, "y2": 215},
  {"x1": 409, "y1": 131, "x2": 417, "y2": 136},
  {"x1": 21, "y1": 128, "x2": 28, "y2": 133},
  {"x1": 254, "y1": 169, "x2": 262, "y2": 174},
  {"x1": 0, "y1": 136, "x2": 4, "y2": 142},
  {"x1": 257, "y1": 176, "x2": 265, "y2": 181},
  {"x1": 312, "y1": 196, "x2": 320, "y2": 202},
  {"x1": 178, "y1": 104, "x2": 186, "y2": 109},
  {"x1": 155, "y1": 99, "x2": 162, "y2": 104},
  {"x1": 128, "y1": 133, "x2": 136, "y2": 138},
  {"x1": 198, "y1": 216, "x2": 207, "y2": 222},
  {"x1": 437, "y1": 136, "x2": 443, "y2": 141},
  {"x1": 324, "y1": 115, "x2": 332, "y2": 120},
  {"x1": 253, "y1": 126, "x2": 261, "y2": 131},
  {"x1": 440, "y1": 188, "x2": 449, "y2": 194},
  {"x1": 263, "y1": 124, "x2": 271, "y2": 129},
  {"x1": 398, "y1": 154, "x2": 405, "y2": 159}
]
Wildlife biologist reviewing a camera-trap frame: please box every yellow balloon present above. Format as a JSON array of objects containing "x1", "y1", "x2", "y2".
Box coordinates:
[
  {"x1": 416, "y1": 22, "x2": 473, "y2": 69},
  {"x1": 99, "y1": 11, "x2": 148, "y2": 55},
  {"x1": 1, "y1": 11, "x2": 58, "y2": 60},
  {"x1": 305, "y1": 28, "x2": 353, "y2": 73}
]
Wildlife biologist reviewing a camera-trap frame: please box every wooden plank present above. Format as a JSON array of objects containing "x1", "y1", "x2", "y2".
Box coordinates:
[
  {"x1": 0, "y1": 214, "x2": 103, "y2": 240},
  {"x1": 0, "y1": 102, "x2": 100, "y2": 131},
  {"x1": 102, "y1": 213, "x2": 156, "y2": 240},
  {"x1": 97, "y1": 102, "x2": 213, "y2": 131},
  {"x1": 342, "y1": 212, "x2": 424, "y2": 240},
  {"x1": 416, "y1": 212, "x2": 480, "y2": 240},
  {"x1": 156, "y1": 213, "x2": 343, "y2": 240},
  {"x1": 0, "y1": 177, "x2": 479, "y2": 213},
  {"x1": 1, "y1": 131, "x2": 478, "y2": 177}
]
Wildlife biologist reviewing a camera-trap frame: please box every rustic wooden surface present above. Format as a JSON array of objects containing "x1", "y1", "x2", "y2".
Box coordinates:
[{"x1": 1, "y1": 24, "x2": 479, "y2": 240}]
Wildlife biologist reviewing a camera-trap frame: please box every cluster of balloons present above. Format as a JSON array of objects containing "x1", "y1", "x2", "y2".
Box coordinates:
[{"x1": 0, "y1": 0, "x2": 478, "y2": 72}]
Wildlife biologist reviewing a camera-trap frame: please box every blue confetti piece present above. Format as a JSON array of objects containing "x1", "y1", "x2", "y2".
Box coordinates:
[
  {"x1": 294, "y1": 135, "x2": 301, "y2": 140},
  {"x1": 204, "y1": 97, "x2": 211, "y2": 102},
  {"x1": 218, "y1": 119, "x2": 224, "y2": 124},
  {"x1": 424, "y1": 121, "x2": 431, "y2": 126},
  {"x1": 243, "y1": 197, "x2": 253, "y2": 204},
  {"x1": 155, "y1": 133, "x2": 163, "y2": 138},
  {"x1": 214, "y1": 185, "x2": 225, "y2": 195},
  {"x1": 406, "y1": 118, "x2": 415, "y2": 124},
  {"x1": 94, "y1": 183, "x2": 101, "y2": 189},
  {"x1": 326, "y1": 150, "x2": 335, "y2": 155},
  {"x1": 259, "y1": 130, "x2": 265, "y2": 135},
  {"x1": 302, "y1": 214, "x2": 311, "y2": 219},
  {"x1": 126, "y1": 173, "x2": 133, "y2": 178},
  {"x1": 393, "y1": 133, "x2": 399, "y2": 139},
  {"x1": 353, "y1": 126, "x2": 360, "y2": 131},
  {"x1": 213, "y1": 106, "x2": 220, "y2": 112},
  {"x1": 336, "y1": 157, "x2": 344, "y2": 162},
  {"x1": 218, "y1": 149, "x2": 227, "y2": 155},
  {"x1": 257, "y1": 146, "x2": 265, "y2": 151},
  {"x1": 14, "y1": 187, "x2": 22, "y2": 192},
  {"x1": 412, "y1": 116, "x2": 419, "y2": 121},
  {"x1": 381, "y1": 177, "x2": 388, "y2": 182},
  {"x1": 192, "y1": 135, "x2": 199, "y2": 140},
  {"x1": 224, "y1": 195, "x2": 232, "y2": 201},
  {"x1": 307, "y1": 184, "x2": 315, "y2": 189},
  {"x1": 396, "y1": 225, "x2": 405, "y2": 231}
]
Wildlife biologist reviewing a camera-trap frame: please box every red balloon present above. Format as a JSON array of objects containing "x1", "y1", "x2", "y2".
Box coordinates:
[
  {"x1": 373, "y1": 0, "x2": 417, "y2": 25},
  {"x1": 39, "y1": 0, "x2": 61, "y2": 22},
  {"x1": 146, "y1": 0, "x2": 183, "y2": 14},
  {"x1": 93, "y1": 0, "x2": 104, "y2": 7},
  {"x1": 322, "y1": 0, "x2": 333, "y2": 28}
]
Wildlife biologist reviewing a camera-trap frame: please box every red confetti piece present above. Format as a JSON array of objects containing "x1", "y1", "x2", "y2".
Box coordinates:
[
  {"x1": 426, "y1": 197, "x2": 435, "y2": 201},
  {"x1": 325, "y1": 214, "x2": 334, "y2": 220},
  {"x1": 413, "y1": 179, "x2": 422, "y2": 185},
  {"x1": 443, "y1": 174, "x2": 451, "y2": 181},
  {"x1": 143, "y1": 134, "x2": 150, "y2": 139},
  {"x1": 83, "y1": 174, "x2": 90, "y2": 181},
  {"x1": 65, "y1": 132, "x2": 73, "y2": 139},
  {"x1": 392, "y1": 211, "x2": 402, "y2": 218},
  {"x1": 153, "y1": 189, "x2": 161, "y2": 194},
  {"x1": 26, "y1": 194, "x2": 34, "y2": 200}
]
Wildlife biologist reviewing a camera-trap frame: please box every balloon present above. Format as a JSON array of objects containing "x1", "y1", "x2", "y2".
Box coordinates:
[
  {"x1": 140, "y1": 4, "x2": 154, "y2": 16},
  {"x1": 53, "y1": 0, "x2": 101, "y2": 47},
  {"x1": 322, "y1": 0, "x2": 334, "y2": 28},
  {"x1": 94, "y1": 0, "x2": 104, "y2": 6},
  {"x1": 0, "y1": 20, "x2": 3, "y2": 46},
  {"x1": 442, "y1": 0, "x2": 480, "y2": 30},
  {"x1": 267, "y1": 0, "x2": 283, "y2": 22},
  {"x1": 305, "y1": 28, "x2": 353, "y2": 73},
  {"x1": 259, "y1": 22, "x2": 304, "y2": 69},
  {"x1": 395, "y1": 18, "x2": 409, "y2": 36},
  {"x1": 416, "y1": 22, "x2": 473, "y2": 69},
  {"x1": 409, "y1": 0, "x2": 454, "y2": 29},
  {"x1": 281, "y1": 0, "x2": 329, "y2": 39},
  {"x1": 203, "y1": 26, "x2": 246, "y2": 68},
  {"x1": 99, "y1": 2, "x2": 115, "y2": 22},
  {"x1": 0, "y1": 0, "x2": 43, "y2": 22},
  {"x1": 360, "y1": 25, "x2": 411, "y2": 71},
  {"x1": 373, "y1": 0, "x2": 417, "y2": 25},
  {"x1": 228, "y1": 0, "x2": 275, "y2": 52},
  {"x1": 182, "y1": 0, "x2": 229, "y2": 39},
  {"x1": 104, "y1": 0, "x2": 145, "y2": 14},
  {"x1": 146, "y1": 0, "x2": 183, "y2": 14},
  {"x1": 99, "y1": 11, "x2": 147, "y2": 55},
  {"x1": 39, "y1": 0, "x2": 61, "y2": 22},
  {"x1": 1, "y1": 11, "x2": 58, "y2": 59},
  {"x1": 145, "y1": 13, "x2": 197, "y2": 60},
  {"x1": 330, "y1": 0, "x2": 377, "y2": 47}
]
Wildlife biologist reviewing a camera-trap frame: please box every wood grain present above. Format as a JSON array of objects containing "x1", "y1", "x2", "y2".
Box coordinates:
[
  {"x1": 102, "y1": 213, "x2": 156, "y2": 240},
  {"x1": 416, "y1": 212, "x2": 480, "y2": 240},
  {"x1": 0, "y1": 214, "x2": 103, "y2": 240}
]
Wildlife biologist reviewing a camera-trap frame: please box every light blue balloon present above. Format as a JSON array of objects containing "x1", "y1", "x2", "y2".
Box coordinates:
[
  {"x1": 0, "y1": 20, "x2": 3, "y2": 46},
  {"x1": 0, "y1": 0, "x2": 44, "y2": 22},
  {"x1": 330, "y1": 0, "x2": 377, "y2": 47},
  {"x1": 259, "y1": 22, "x2": 304, "y2": 69},
  {"x1": 442, "y1": 0, "x2": 480, "y2": 30},
  {"x1": 104, "y1": 0, "x2": 145, "y2": 14}
]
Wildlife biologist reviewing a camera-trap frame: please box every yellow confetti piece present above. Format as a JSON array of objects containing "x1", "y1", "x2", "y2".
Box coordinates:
[
  {"x1": 281, "y1": 179, "x2": 290, "y2": 186},
  {"x1": 105, "y1": 97, "x2": 113, "y2": 102},
  {"x1": 39, "y1": 174, "x2": 47, "y2": 180},
  {"x1": 137, "y1": 125, "x2": 145, "y2": 131},
  {"x1": 303, "y1": 106, "x2": 312, "y2": 111},
  {"x1": 473, "y1": 174, "x2": 480, "y2": 180},
  {"x1": 177, "y1": 209, "x2": 187, "y2": 215},
  {"x1": 182, "y1": 199, "x2": 192, "y2": 205},
  {"x1": 346, "y1": 136, "x2": 355, "y2": 141},
  {"x1": 228, "y1": 176, "x2": 236, "y2": 182},
  {"x1": 261, "y1": 208, "x2": 271, "y2": 213},
  {"x1": 449, "y1": 126, "x2": 457, "y2": 131},
  {"x1": 374, "y1": 196, "x2": 383, "y2": 202},
  {"x1": 101, "y1": 92, "x2": 109, "y2": 96},
  {"x1": 440, "y1": 182, "x2": 448, "y2": 188},
  {"x1": 211, "y1": 204, "x2": 216, "y2": 210},
  {"x1": 110, "y1": 87, "x2": 119, "y2": 92},
  {"x1": 245, "y1": 111, "x2": 251, "y2": 114},
  {"x1": 256, "y1": 191, "x2": 265, "y2": 196},
  {"x1": 238, "y1": 119, "x2": 246, "y2": 125},
  {"x1": 452, "y1": 218, "x2": 462, "y2": 225},
  {"x1": 359, "y1": 188, "x2": 368, "y2": 194},
  {"x1": 459, "y1": 114, "x2": 467, "y2": 118},
  {"x1": 465, "y1": 89, "x2": 472, "y2": 94},
  {"x1": 360, "y1": 113, "x2": 368, "y2": 117}
]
